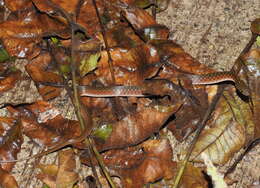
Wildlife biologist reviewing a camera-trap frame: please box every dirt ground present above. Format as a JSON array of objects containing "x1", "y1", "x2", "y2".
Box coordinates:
[{"x1": 1, "y1": 0, "x2": 259, "y2": 187}]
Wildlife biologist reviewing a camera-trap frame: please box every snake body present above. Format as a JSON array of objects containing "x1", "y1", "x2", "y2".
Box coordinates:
[
  {"x1": 79, "y1": 71, "x2": 249, "y2": 97},
  {"x1": 78, "y1": 85, "x2": 146, "y2": 97},
  {"x1": 188, "y1": 71, "x2": 249, "y2": 96}
]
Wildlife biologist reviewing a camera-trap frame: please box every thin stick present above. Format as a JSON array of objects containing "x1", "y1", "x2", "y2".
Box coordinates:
[
  {"x1": 70, "y1": 9, "x2": 116, "y2": 188},
  {"x1": 92, "y1": 0, "x2": 116, "y2": 84},
  {"x1": 172, "y1": 85, "x2": 224, "y2": 188}
]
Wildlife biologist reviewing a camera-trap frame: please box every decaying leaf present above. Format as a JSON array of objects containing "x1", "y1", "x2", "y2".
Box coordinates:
[
  {"x1": 79, "y1": 53, "x2": 100, "y2": 77},
  {"x1": 0, "y1": 6, "x2": 69, "y2": 58},
  {"x1": 0, "y1": 117, "x2": 23, "y2": 172},
  {"x1": 8, "y1": 101, "x2": 81, "y2": 148},
  {"x1": 179, "y1": 163, "x2": 208, "y2": 188},
  {"x1": 0, "y1": 69, "x2": 21, "y2": 93},
  {"x1": 251, "y1": 18, "x2": 260, "y2": 35},
  {"x1": 25, "y1": 52, "x2": 63, "y2": 100},
  {"x1": 191, "y1": 48, "x2": 260, "y2": 165},
  {"x1": 242, "y1": 49, "x2": 260, "y2": 139},
  {"x1": 81, "y1": 139, "x2": 176, "y2": 187},
  {"x1": 37, "y1": 149, "x2": 79, "y2": 188},
  {"x1": 0, "y1": 167, "x2": 19, "y2": 188},
  {"x1": 0, "y1": 0, "x2": 258, "y2": 187},
  {"x1": 4, "y1": 0, "x2": 32, "y2": 12},
  {"x1": 191, "y1": 94, "x2": 247, "y2": 165},
  {"x1": 95, "y1": 101, "x2": 182, "y2": 151}
]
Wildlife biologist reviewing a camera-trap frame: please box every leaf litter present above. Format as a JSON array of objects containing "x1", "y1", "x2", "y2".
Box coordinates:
[{"x1": 0, "y1": 0, "x2": 259, "y2": 187}]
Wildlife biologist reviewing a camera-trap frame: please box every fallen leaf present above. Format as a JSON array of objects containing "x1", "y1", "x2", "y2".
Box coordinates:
[
  {"x1": 9, "y1": 101, "x2": 81, "y2": 148},
  {"x1": 95, "y1": 101, "x2": 182, "y2": 151},
  {"x1": 37, "y1": 149, "x2": 79, "y2": 188},
  {"x1": 0, "y1": 167, "x2": 19, "y2": 188},
  {"x1": 4, "y1": 0, "x2": 32, "y2": 12},
  {"x1": 25, "y1": 52, "x2": 63, "y2": 100},
  {"x1": 79, "y1": 53, "x2": 100, "y2": 77},
  {"x1": 0, "y1": 69, "x2": 21, "y2": 93},
  {"x1": 179, "y1": 163, "x2": 208, "y2": 188},
  {"x1": 0, "y1": 8, "x2": 69, "y2": 58},
  {"x1": 82, "y1": 139, "x2": 176, "y2": 188},
  {"x1": 0, "y1": 117, "x2": 23, "y2": 171}
]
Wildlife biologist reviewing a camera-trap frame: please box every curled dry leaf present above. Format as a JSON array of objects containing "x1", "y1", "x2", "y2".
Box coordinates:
[
  {"x1": 81, "y1": 139, "x2": 176, "y2": 187},
  {"x1": 25, "y1": 52, "x2": 63, "y2": 100},
  {"x1": 0, "y1": 7, "x2": 69, "y2": 58},
  {"x1": 0, "y1": 69, "x2": 21, "y2": 93},
  {"x1": 0, "y1": 46, "x2": 22, "y2": 93},
  {"x1": 32, "y1": 0, "x2": 121, "y2": 37},
  {"x1": 251, "y1": 18, "x2": 260, "y2": 35},
  {"x1": 0, "y1": 167, "x2": 19, "y2": 188},
  {"x1": 122, "y1": 0, "x2": 170, "y2": 12},
  {"x1": 95, "y1": 45, "x2": 160, "y2": 85},
  {"x1": 179, "y1": 163, "x2": 208, "y2": 188},
  {"x1": 0, "y1": 117, "x2": 23, "y2": 172},
  {"x1": 122, "y1": 6, "x2": 157, "y2": 29},
  {"x1": 4, "y1": 0, "x2": 32, "y2": 12},
  {"x1": 76, "y1": 0, "x2": 121, "y2": 36},
  {"x1": 37, "y1": 149, "x2": 79, "y2": 188},
  {"x1": 95, "y1": 101, "x2": 182, "y2": 151},
  {"x1": 167, "y1": 87, "x2": 208, "y2": 141},
  {"x1": 242, "y1": 49, "x2": 260, "y2": 139},
  {"x1": 190, "y1": 48, "x2": 260, "y2": 165},
  {"x1": 8, "y1": 101, "x2": 81, "y2": 148},
  {"x1": 191, "y1": 93, "x2": 247, "y2": 165}
]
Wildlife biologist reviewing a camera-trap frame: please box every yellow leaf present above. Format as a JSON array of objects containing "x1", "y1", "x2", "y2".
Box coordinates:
[{"x1": 79, "y1": 53, "x2": 100, "y2": 77}]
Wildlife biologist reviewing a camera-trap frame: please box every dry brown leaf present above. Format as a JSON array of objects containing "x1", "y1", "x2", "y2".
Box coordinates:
[
  {"x1": 37, "y1": 149, "x2": 79, "y2": 188},
  {"x1": 4, "y1": 0, "x2": 32, "y2": 11},
  {"x1": 190, "y1": 48, "x2": 260, "y2": 165},
  {"x1": 0, "y1": 117, "x2": 23, "y2": 172},
  {"x1": 242, "y1": 49, "x2": 260, "y2": 139},
  {"x1": 0, "y1": 8, "x2": 68, "y2": 58},
  {"x1": 96, "y1": 101, "x2": 182, "y2": 151},
  {"x1": 82, "y1": 139, "x2": 176, "y2": 188},
  {"x1": 191, "y1": 94, "x2": 247, "y2": 165},
  {"x1": 179, "y1": 163, "x2": 208, "y2": 188},
  {"x1": 123, "y1": 6, "x2": 157, "y2": 29},
  {"x1": 8, "y1": 101, "x2": 81, "y2": 148},
  {"x1": 0, "y1": 167, "x2": 19, "y2": 188},
  {"x1": 25, "y1": 52, "x2": 63, "y2": 100},
  {"x1": 95, "y1": 45, "x2": 157, "y2": 85},
  {"x1": 0, "y1": 70, "x2": 21, "y2": 93}
]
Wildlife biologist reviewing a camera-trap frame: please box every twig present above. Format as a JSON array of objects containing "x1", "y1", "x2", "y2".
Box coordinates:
[
  {"x1": 70, "y1": 9, "x2": 116, "y2": 188},
  {"x1": 92, "y1": 0, "x2": 115, "y2": 84},
  {"x1": 172, "y1": 85, "x2": 225, "y2": 188},
  {"x1": 225, "y1": 138, "x2": 260, "y2": 176}
]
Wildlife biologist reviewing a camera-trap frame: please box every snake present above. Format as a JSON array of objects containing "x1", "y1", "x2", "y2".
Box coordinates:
[{"x1": 78, "y1": 71, "x2": 249, "y2": 97}]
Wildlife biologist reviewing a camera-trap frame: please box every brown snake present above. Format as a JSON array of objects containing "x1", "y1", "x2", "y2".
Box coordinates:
[{"x1": 79, "y1": 71, "x2": 249, "y2": 97}]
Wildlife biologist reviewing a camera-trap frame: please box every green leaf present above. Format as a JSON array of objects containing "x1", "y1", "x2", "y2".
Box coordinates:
[
  {"x1": 42, "y1": 184, "x2": 50, "y2": 188},
  {"x1": 79, "y1": 53, "x2": 100, "y2": 77},
  {"x1": 51, "y1": 37, "x2": 60, "y2": 45},
  {"x1": 134, "y1": 0, "x2": 152, "y2": 8},
  {"x1": 92, "y1": 124, "x2": 113, "y2": 141},
  {"x1": 0, "y1": 48, "x2": 10, "y2": 63},
  {"x1": 59, "y1": 64, "x2": 71, "y2": 74},
  {"x1": 256, "y1": 36, "x2": 260, "y2": 47}
]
